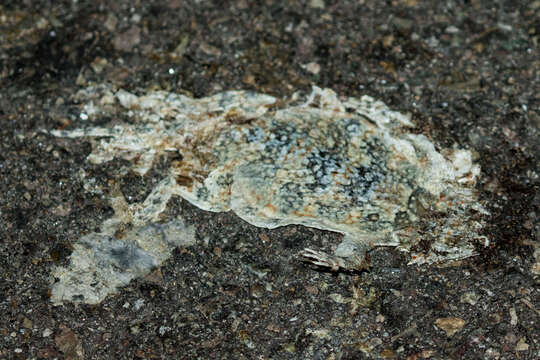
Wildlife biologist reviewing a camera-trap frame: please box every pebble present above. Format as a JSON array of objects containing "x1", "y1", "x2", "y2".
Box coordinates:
[
  {"x1": 510, "y1": 307, "x2": 518, "y2": 326},
  {"x1": 515, "y1": 337, "x2": 529, "y2": 351},
  {"x1": 22, "y1": 317, "x2": 32, "y2": 329},
  {"x1": 460, "y1": 291, "x2": 480, "y2": 306},
  {"x1": 55, "y1": 325, "x2": 84, "y2": 360},
  {"x1": 435, "y1": 317, "x2": 466, "y2": 336},
  {"x1": 303, "y1": 62, "x2": 321, "y2": 75},
  {"x1": 134, "y1": 298, "x2": 145, "y2": 310},
  {"x1": 309, "y1": 0, "x2": 325, "y2": 9},
  {"x1": 112, "y1": 26, "x2": 141, "y2": 52},
  {"x1": 445, "y1": 25, "x2": 460, "y2": 34}
]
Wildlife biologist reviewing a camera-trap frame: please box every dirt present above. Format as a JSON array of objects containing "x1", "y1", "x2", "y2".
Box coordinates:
[{"x1": 1, "y1": 0, "x2": 538, "y2": 359}]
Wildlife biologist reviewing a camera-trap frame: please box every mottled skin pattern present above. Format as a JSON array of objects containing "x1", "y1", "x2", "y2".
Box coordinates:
[{"x1": 50, "y1": 85, "x2": 488, "y2": 303}]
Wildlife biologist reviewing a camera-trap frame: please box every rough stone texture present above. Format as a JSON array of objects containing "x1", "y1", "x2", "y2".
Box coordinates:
[{"x1": 1, "y1": 0, "x2": 539, "y2": 359}]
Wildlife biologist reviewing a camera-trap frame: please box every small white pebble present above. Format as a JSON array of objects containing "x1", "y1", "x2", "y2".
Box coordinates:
[
  {"x1": 445, "y1": 25, "x2": 460, "y2": 34},
  {"x1": 134, "y1": 299, "x2": 145, "y2": 310},
  {"x1": 510, "y1": 307, "x2": 518, "y2": 326}
]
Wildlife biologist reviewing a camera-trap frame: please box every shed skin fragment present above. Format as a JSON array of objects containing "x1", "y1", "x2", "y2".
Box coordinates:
[{"x1": 50, "y1": 85, "x2": 488, "y2": 303}]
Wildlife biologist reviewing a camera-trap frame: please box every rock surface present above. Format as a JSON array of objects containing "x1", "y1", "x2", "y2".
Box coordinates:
[{"x1": 0, "y1": 0, "x2": 538, "y2": 358}]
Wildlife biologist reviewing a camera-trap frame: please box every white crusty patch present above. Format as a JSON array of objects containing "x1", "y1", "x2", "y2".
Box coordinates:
[{"x1": 49, "y1": 85, "x2": 488, "y2": 304}]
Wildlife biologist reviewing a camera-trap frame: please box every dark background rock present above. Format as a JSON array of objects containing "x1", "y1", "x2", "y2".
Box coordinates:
[{"x1": 1, "y1": 0, "x2": 538, "y2": 358}]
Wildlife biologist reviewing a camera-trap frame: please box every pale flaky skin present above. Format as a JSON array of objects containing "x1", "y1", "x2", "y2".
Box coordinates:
[{"x1": 50, "y1": 85, "x2": 488, "y2": 304}]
